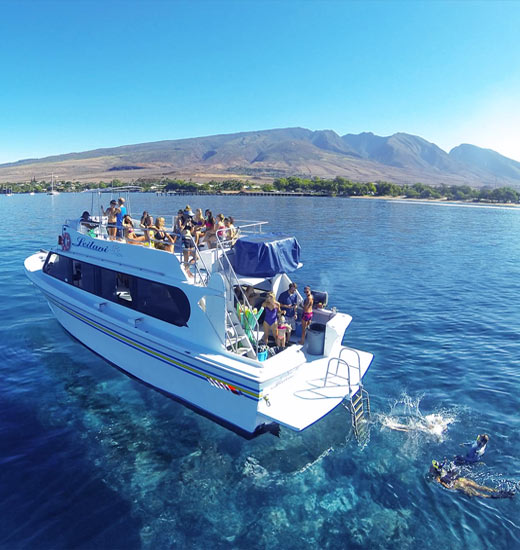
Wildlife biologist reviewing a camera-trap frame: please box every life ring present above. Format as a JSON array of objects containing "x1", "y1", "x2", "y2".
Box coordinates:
[{"x1": 62, "y1": 232, "x2": 71, "y2": 251}]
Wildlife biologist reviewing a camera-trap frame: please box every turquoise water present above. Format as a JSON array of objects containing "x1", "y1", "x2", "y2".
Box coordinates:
[{"x1": 1, "y1": 193, "x2": 519, "y2": 549}]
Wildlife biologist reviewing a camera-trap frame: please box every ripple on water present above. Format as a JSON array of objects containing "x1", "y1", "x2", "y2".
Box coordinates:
[{"x1": 1, "y1": 194, "x2": 519, "y2": 548}]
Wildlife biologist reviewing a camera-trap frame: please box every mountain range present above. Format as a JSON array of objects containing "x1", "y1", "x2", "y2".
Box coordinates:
[{"x1": 1, "y1": 127, "x2": 520, "y2": 187}]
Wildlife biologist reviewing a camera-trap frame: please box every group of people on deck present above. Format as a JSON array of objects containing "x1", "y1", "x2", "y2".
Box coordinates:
[
  {"x1": 93, "y1": 201, "x2": 237, "y2": 278},
  {"x1": 260, "y1": 283, "x2": 316, "y2": 347}
]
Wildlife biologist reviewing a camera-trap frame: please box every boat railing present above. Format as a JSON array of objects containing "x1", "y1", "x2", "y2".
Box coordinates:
[
  {"x1": 234, "y1": 220, "x2": 268, "y2": 235},
  {"x1": 215, "y1": 227, "x2": 261, "y2": 356},
  {"x1": 324, "y1": 346, "x2": 362, "y2": 389},
  {"x1": 73, "y1": 216, "x2": 266, "y2": 295}
]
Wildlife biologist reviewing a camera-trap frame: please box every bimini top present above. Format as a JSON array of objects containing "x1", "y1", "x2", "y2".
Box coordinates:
[{"x1": 230, "y1": 233, "x2": 301, "y2": 277}]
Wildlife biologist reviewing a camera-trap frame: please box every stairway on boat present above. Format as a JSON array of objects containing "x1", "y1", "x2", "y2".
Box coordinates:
[{"x1": 225, "y1": 306, "x2": 257, "y2": 359}]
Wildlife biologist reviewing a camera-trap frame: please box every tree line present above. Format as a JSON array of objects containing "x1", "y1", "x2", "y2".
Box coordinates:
[
  {"x1": 162, "y1": 177, "x2": 520, "y2": 203},
  {"x1": 3, "y1": 176, "x2": 520, "y2": 204}
]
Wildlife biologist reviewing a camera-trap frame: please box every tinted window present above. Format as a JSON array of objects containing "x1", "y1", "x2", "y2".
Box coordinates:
[
  {"x1": 44, "y1": 253, "x2": 72, "y2": 283},
  {"x1": 72, "y1": 260, "x2": 99, "y2": 294},
  {"x1": 99, "y1": 268, "x2": 117, "y2": 301},
  {"x1": 134, "y1": 279, "x2": 191, "y2": 326},
  {"x1": 45, "y1": 253, "x2": 190, "y2": 327}
]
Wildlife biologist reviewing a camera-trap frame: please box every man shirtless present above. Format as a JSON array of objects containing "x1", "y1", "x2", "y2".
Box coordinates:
[{"x1": 300, "y1": 286, "x2": 314, "y2": 345}]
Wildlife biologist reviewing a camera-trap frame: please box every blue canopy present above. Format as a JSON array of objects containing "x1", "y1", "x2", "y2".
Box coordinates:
[{"x1": 231, "y1": 233, "x2": 301, "y2": 277}]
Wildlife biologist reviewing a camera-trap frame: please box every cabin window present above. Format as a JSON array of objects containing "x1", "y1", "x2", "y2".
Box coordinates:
[
  {"x1": 134, "y1": 279, "x2": 191, "y2": 327},
  {"x1": 46, "y1": 253, "x2": 191, "y2": 327},
  {"x1": 43, "y1": 253, "x2": 72, "y2": 283},
  {"x1": 99, "y1": 268, "x2": 117, "y2": 301},
  {"x1": 72, "y1": 260, "x2": 98, "y2": 294},
  {"x1": 116, "y1": 273, "x2": 134, "y2": 305}
]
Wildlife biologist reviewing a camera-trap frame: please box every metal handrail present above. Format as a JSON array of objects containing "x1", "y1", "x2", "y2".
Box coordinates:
[
  {"x1": 233, "y1": 220, "x2": 268, "y2": 234},
  {"x1": 324, "y1": 347, "x2": 362, "y2": 389},
  {"x1": 214, "y1": 227, "x2": 261, "y2": 356}
]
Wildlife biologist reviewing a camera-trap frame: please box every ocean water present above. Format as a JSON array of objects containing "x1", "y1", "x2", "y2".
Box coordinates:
[{"x1": 1, "y1": 193, "x2": 519, "y2": 549}]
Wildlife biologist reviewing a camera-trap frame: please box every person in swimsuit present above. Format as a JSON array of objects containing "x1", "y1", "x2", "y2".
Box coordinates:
[
  {"x1": 430, "y1": 460, "x2": 515, "y2": 499},
  {"x1": 454, "y1": 434, "x2": 490, "y2": 465},
  {"x1": 215, "y1": 213, "x2": 226, "y2": 242},
  {"x1": 203, "y1": 213, "x2": 217, "y2": 249},
  {"x1": 122, "y1": 215, "x2": 147, "y2": 245},
  {"x1": 300, "y1": 286, "x2": 314, "y2": 345},
  {"x1": 153, "y1": 217, "x2": 176, "y2": 252},
  {"x1": 277, "y1": 315, "x2": 290, "y2": 348},
  {"x1": 262, "y1": 292, "x2": 281, "y2": 345},
  {"x1": 224, "y1": 216, "x2": 238, "y2": 245},
  {"x1": 100, "y1": 199, "x2": 120, "y2": 240}
]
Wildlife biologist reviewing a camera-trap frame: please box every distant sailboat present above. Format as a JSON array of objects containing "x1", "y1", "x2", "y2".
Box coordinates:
[{"x1": 47, "y1": 174, "x2": 59, "y2": 196}]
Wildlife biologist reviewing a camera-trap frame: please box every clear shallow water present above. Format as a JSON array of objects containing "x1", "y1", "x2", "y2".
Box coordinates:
[{"x1": 1, "y1": 193, "x2": 519, "y2": 549}]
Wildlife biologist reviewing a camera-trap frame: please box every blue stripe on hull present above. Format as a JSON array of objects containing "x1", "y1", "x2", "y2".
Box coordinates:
[{"x1": 44, "y1": 292, "x2": 261, "y2": 401}]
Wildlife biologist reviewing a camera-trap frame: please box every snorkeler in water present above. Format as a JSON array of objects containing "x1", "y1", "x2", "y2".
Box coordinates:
[
  {"x1": 454, "y1": 433, "x2": 489, "y2": 465},
  {"x1": 430, "y1": 460, "x2": 515, "y2": 499}
]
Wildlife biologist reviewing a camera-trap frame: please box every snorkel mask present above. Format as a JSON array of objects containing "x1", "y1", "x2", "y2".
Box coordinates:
[{"x1": 431, "y1": 459, "x2": 444, "y2": 476}]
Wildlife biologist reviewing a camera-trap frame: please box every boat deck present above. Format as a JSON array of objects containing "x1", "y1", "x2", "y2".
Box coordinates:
[{"x1": 257, "y1": 346, "x2": 373, "y2": 431}]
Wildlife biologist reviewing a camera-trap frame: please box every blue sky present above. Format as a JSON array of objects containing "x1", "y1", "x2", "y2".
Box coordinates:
[{"x1": 1, "y1": 0, "x2": 519, "y2": 164}]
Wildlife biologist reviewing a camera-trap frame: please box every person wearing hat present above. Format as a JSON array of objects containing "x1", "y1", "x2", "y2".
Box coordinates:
[
  {"x1": 182, "y1": 205, "x2": 195, "y2": 224},
  {"x1": 100, "y1": 200, "x2": 120, "y2": 240}
]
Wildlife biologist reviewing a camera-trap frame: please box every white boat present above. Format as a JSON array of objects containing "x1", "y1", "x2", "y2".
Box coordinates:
[
  {"x1": 47, "y1": 174, "x2": 59, "y2": 195},
  {"x1": 24, "y1": 213, "x2": 373, "y2": 435}
]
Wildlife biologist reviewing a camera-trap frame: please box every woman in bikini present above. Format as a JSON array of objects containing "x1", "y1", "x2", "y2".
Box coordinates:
[
  {"x1": 123, "y1": 215, "x2": 147, "y2": 245},
  {"x1": 261, "y1": 292, "x2": 281, "y2": 345},
  {"x1": 215, "y1": 213, "x2": 226, "y2": 242},
  {"x1": 153, "y1": 217, "x2": 176, "y2": 252},
  {"x1": 300, "y1": 286, "x2": 314, "y2": 345},
  {"x1": 203, "y1": 213, "x2": 216, "y2": 249},
  {"x1": 101, "y1": 200, "x2": 120, "y2": 240}
]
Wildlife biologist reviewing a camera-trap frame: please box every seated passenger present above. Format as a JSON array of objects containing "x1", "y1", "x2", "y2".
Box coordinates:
[
  {"x1": 193, "y1": 208, "x2": 205, "y2": 228},
  {"x1": 215, "y1": 213, "x2": 226, "y2": 242},
  {"x1": 224, "y1": 216, "x2": 238, "y2": 244},
  {"x1": 153, "y1": 217, "x2": 176, "y2": 252},
  {"x1": 139, "y1": 211, "x2": 152, "y2": 228},
  {"x1": 174, "y1": 209, "x2": 185, "y2": 233},
  {"x1": 139, "y1": 213, "x2": 155, "y2": 244},
  {"x1": 203, "y1": 213, "x2": 216, "y2": 248},
  {"x1": 123, "y1": 215, "x2": 147, "y2": 245},
  {"x1": 183, "y1": 205, "x2": 195, "y2": 224},
  {"x1": 80, "y1": 211, "x2": 97, "y2": 233}
]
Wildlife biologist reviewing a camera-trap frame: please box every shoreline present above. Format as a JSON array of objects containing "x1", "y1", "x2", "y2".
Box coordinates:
[{"x1": 347, "y1": 195, "x2": 520, "y2": 208}]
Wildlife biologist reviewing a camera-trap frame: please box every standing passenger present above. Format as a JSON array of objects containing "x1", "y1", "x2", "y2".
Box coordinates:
[
  {"x1": 300, "y1": 286, "x2": 314, "y2": 345},
  {"x1": 278, "y1": 283, "x2": 299, "y2": 340},
  {"x1": 116, "y1": 197, "x2": 127, "y2": 240},
  {"x1": 262, "y1": 292, "x2": 281, "y2": 346},
  {"x1": 100, "y1": 199, "x2": 120, "y2": 240}
]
